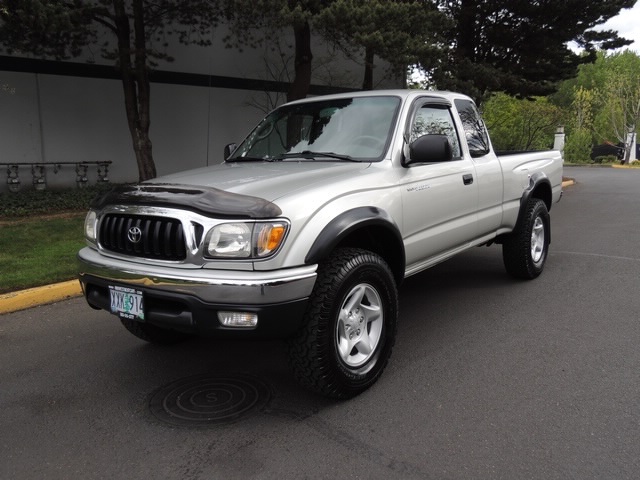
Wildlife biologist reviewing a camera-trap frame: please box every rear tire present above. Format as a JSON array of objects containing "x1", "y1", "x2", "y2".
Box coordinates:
[
  {"x1": 502, "y1": 198, "x2": 550, "y2": 279},
  {"x1": 120, "y1": 318, "x2": 192, "y2": 345},
  {"x1": 287, "y1": 248, "x2": 398, "y2": 399}
]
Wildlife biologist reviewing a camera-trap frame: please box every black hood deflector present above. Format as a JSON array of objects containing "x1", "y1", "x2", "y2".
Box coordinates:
[{"x1": 91, "y1": 184, "x2": 282, "y2": 219}]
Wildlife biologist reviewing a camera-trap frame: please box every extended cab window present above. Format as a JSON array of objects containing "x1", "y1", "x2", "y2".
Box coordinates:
[
  {"x1": 454, "y1": 99, "x2": 490, "y2": 157},
  {"x1": 410, "y1": 104, "x2": 462, "y2": 159}
]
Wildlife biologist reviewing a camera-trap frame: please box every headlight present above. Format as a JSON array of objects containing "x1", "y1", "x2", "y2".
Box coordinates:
[
  {"x1": 205, "y1": 221, "x2": 288, "y2": 259},
  {"x1": 206, "y1": 223, "x2": 252, "y2": 258},
  {"x1": 84, "y1": 210, "x2": 97, "y2": 242}
]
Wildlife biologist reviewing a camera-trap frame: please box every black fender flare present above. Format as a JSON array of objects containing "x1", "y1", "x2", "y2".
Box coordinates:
[
  {"x1": 304, "y1": 207, "x2": 405, "y2": 284},
  {"x1": 521, "y1": 172, "x2": 552, "y2": 210},
  {"x1": 514, "y1": 171, "x2": 552, "y2": 240}
]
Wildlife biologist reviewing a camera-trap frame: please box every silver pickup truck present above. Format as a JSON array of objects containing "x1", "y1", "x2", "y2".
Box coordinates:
[{"x1": 78, "y1": 90, "x2": 563, "y2": 398}]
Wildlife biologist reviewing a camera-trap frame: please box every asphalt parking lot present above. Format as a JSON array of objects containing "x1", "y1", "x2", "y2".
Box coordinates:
[{"x1": 1, "y1": 166, "x2": 639, "y2": 479}]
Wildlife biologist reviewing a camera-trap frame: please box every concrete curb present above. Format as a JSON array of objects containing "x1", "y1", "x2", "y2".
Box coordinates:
[
  {"x1": 0, "y1": 280, "x2": 82, "y2": 315},
  {"x1": 611, "y1": 164, "x2": 640, "y2": 169}
]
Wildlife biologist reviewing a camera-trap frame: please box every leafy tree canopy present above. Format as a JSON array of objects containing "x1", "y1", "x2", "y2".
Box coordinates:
[
  {"x1": 483, "y1": 93, "x2": 564, "y2": 151},
  {"x1": 551, "y1": 50, "x2": 640, "y2": 160},
  {"x1": 315, "y1": 0, "x2": 449, "y2": 89},
  {"x1": 223, "y1": 0, "x2": 449, "y2": 96},
  {"x1": 0, "y1": 0, "x2": 222, "y2": 181},
  {"x1": 428, "y1": 0, "x2": 636, "y2": 104},
  {"x1": 0, "y1": 0, "x2": 220, "y2": 62}
]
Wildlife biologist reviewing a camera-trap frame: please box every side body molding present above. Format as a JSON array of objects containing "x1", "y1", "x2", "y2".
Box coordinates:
[{"x1": 305, "y1": 207, "x2": 405, "y2": 284}]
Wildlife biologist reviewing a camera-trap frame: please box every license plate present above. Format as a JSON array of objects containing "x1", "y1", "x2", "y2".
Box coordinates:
[{"x1": 109, "y1": 285, "x2": 145, "y2": 321}]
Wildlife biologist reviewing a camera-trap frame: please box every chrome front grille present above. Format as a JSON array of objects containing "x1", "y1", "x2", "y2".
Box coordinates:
[{"x1": 99, "y1": 214, "x2": 187, "y2": 261}]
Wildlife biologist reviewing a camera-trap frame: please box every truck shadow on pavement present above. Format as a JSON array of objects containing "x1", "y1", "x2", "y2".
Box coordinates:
[{"x1": 107, "y1": 246, "x2": 519, "y2": 427}]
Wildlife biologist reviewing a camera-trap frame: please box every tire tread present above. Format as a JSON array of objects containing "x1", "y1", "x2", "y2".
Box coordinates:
[
  {"x1": 287, "y1": 248, "x2": 398, "y2": 399},
  {"x1": 502, "y1": 198, "x2": 549, "y2": 279}
]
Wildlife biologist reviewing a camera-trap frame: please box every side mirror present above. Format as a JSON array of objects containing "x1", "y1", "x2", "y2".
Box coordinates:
[
  {"x1": 405, "y1": 134, "x2": 452, "y2": 165},
  {"x1": 224, "y1": 143, "x2": 237, "y2": 160}
]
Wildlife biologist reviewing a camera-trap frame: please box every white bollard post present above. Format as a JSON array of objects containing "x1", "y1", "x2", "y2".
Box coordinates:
[
  {"x1": 627, "y1": 128, "x2": 637, "y2": 163},
  {"x1": 553, "y1": 125, "x2": 565, "y2": 159}
]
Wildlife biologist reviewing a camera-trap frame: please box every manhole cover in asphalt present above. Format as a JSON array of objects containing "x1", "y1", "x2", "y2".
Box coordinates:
[{"x1": 149, "y1": 374, "x2": 272, "y2": 427}]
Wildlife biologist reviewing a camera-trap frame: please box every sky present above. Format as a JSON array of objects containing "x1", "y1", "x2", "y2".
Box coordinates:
[{"x1": 598, "y1": 2, "x2": 640, "y2": 52}]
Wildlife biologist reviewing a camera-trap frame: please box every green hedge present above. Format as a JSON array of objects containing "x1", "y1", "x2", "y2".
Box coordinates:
[{"x1": 0, "y1": 184, "x2": 116, "y2": 218}]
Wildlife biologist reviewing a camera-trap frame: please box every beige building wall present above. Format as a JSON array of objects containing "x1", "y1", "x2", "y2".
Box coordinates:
[{"x1": 0, "y1": 27, "x2": 402, "y2": 192}]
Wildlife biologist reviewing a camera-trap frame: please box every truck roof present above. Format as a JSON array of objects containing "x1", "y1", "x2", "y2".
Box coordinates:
[{"x1": 284, "y1": 89, "x2": 474, "y2": 106}]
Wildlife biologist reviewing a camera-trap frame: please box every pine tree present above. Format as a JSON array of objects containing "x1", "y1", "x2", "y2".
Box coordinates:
[
  {"x1": 315, "y1": 0, "x2": 448, "y2": 90},
  {"x1": 224, "y1": 0, "x2": 448, "y2": 98},
  {"x1": 430, "y1": 0, "x2": 636, "y2": 104}
]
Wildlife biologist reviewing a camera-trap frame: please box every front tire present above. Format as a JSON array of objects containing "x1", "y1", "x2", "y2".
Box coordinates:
[
  {"x1": 502, "y1": 198, "x2": 550, "y2": 279},
  {"x1": 287, "y1": 248, "x2": 398, "y2": 399}
]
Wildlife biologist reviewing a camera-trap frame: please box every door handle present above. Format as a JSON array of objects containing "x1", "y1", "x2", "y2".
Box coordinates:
[{"x1": 463, "y1": 174, "x2": 474, "y2": 185}]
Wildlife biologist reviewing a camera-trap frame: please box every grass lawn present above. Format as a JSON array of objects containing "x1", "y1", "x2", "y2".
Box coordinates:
[
  {"x1": 0, "y1": 213, "x2": 86, "y2": 294},
  {"x1": 0, "y1": 184, "x2": 117, "y2": 294}
]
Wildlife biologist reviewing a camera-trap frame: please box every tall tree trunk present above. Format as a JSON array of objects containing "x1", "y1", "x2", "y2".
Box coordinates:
[
  {"x1": 287, "y1": 20, "x2": 312, "y2": 102},
  {"x1": 362, "y1": 46, "x2": 374, "y2": 90},
  {"x1": 456, "y1": 0, "x2": 486, "y2": 104},
  {"x1": 456, "y1": 0, "x2": 477, "y2": 63},
  {"x1": 132, "y1": 0, "x2": 155, "y2": 180},
  {"x1": 113, "y1": 0, "x2": 156, "y2": 182}
]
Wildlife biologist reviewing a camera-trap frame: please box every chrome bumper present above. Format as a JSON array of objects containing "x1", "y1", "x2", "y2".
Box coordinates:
[{"x1": 77, "y1": 247, "x2": 317, "y2": 305}]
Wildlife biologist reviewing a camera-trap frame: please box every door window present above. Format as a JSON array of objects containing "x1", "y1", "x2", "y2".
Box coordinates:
[
  {"x1": 454, "y1": 99, "x2": 491, "y2": 157},
  {"x1": 409, "y1": 105, "x2": 462, "y2": 159}
]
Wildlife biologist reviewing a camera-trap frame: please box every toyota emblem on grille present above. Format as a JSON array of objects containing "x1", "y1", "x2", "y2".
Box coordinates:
[{"x1": 127, "y1": 226, "x2": 143, "y2": 244}]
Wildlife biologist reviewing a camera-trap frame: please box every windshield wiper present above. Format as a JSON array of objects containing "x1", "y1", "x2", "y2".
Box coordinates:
[
  {"x1": 226, "y1": 155, "x2": 276, "y2": 163},
  {"x1": 274, "y1": 151, "x2": 360, "y2": 162}
]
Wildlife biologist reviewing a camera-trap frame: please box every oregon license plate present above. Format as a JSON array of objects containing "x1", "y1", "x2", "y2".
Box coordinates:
[{"x1": 109, "y1": 285, "x2": 145, "y2": 321}]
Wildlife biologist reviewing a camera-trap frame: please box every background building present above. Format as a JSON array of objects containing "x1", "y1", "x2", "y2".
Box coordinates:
[{"x1": 0, "y1": 27, "x2": 402, "y2": 192}]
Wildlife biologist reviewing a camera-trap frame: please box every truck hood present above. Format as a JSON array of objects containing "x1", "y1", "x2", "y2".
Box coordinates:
[
  {"x1": 91, "y1": 161, "x2": 372, "y2": 219},
  {"x1": 148, "y1": 161, "x2": 371, "y2": 202}
]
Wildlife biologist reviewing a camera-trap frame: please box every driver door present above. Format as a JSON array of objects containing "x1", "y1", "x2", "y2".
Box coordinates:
[{"x1": 401, "y1": 99, "x2": 479, "y2": 272}]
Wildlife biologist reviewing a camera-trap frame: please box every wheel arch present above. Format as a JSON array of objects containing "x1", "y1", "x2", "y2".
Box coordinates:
[
  {"x1": 515, "y1": 173, "x2": 552, "y2": 231},
  {"x1": 304, "y1": 207, "x2": 405, "y2": 285},
  {"x1": 496, "y1": 172, "x2": 552, "y2": 247},
  {"x1": 523, "y1": 172, "x2": 552, "y2": 211}
]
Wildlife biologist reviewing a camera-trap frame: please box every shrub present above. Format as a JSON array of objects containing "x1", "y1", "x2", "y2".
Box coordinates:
[
  {"x1": 0, "y1": 183, "x2": 116, "y2": 218},
  {"x1": 564, "y1": 129, "x2": 592, "y2": 163}
]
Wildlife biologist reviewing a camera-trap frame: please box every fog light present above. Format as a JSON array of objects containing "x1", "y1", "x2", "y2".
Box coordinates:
[{"x1": 218, "y1": 311, "x2": 258, "y2": 328}]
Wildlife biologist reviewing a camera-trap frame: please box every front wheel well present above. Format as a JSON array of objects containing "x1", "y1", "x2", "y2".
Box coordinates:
[
  {"x1": 331, "y1": 226, "x2": 405, "y2": 285},
  {"x1": 304, "y1": 208, "x2": 406, "y2": 286}
]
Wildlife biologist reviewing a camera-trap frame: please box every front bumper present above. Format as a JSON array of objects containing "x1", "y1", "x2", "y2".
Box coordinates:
[{"x1": 77, "y1": 247, "x2": 317, "y2": 337}]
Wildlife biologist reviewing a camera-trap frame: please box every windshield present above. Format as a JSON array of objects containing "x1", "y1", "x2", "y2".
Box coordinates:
[{"x1": 230, "y1": 96, "x2": 400, "y2": 162}]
